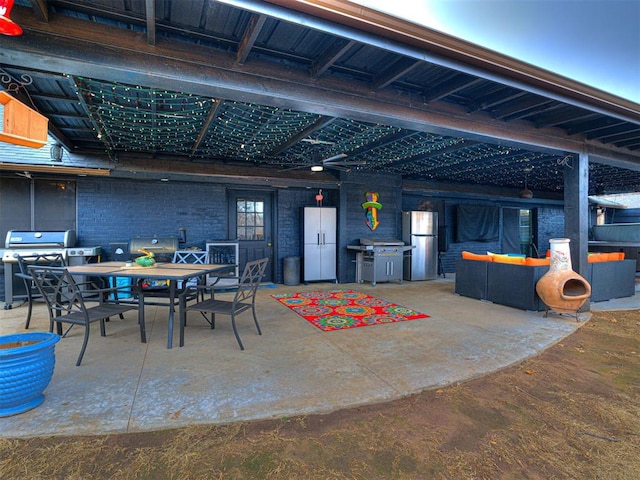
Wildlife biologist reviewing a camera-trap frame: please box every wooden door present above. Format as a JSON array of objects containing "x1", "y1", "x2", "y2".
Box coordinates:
[{"x1": 228, "y1": 190, "x2": 274, "y2": 282}]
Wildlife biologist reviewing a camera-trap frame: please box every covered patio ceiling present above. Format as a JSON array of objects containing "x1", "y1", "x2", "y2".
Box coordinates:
[{"x1": 2, "y1": 0, "x2": 640, "y2": 196}]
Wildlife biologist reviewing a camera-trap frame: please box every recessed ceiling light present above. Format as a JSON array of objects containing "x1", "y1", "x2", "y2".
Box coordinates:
[
  {"x1": 310, "y1": 165, "x2": 323, "y2": 172},
  {"x1": 160, "y1": 178, "x2": 169, "y2": 182}
]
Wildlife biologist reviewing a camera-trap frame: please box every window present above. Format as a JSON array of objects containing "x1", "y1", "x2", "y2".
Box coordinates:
[
  {"x1": 0, "y1": 177, "x2": 76, "y2": 241},
  {"x1": 236, "y1": 198, "x2": 264, "y2": 240},
  {"x1": 519, "y1": 209, "x2": 532, "y2": 255},
  {"x1": 34, "y1": 180, "x2": 76, "y2": 230}
]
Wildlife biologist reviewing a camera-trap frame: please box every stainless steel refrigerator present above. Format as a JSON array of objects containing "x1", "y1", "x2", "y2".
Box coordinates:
[{"x1": 402, "y1": 211, "x2": 438, "y2": 280}]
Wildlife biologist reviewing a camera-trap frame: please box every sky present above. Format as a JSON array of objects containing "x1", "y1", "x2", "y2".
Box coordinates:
[{"x1": 351, "y1": 0, "x2": 640, "y2": 104}]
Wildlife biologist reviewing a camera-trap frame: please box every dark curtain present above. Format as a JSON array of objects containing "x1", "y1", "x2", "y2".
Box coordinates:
[
  {"x1": 502, "y1": 208, "x2": 520, "y2": 253},
  {"x1": 456, "y1": 205, "x2": 499, "y2": 242}
]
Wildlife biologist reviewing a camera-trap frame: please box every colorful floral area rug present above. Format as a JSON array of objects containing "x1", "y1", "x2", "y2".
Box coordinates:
[{"x1": 271, "y1": 289, "x2": 429, "y2": 331}]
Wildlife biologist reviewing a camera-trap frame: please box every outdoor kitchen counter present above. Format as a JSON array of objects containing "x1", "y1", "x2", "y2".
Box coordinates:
[{"x1": 66, "y1": 261, "x2": 236, "y2": 349}]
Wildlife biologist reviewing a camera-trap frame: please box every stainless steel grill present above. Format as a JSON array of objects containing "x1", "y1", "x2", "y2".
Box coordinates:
[
  {"x1": 348, "y1": 238, "x2": 413, "y2": 286},
  {"x1": 3, "y1": 230, "x2": 76, "y2": 262},
  {"x1": 129, "y1": 237, "x2": 179, "y2": 256},
  {"x1": 127, "y1": 237, "x2": 179, "y2": 291},
  {"x1": 2, "y1": 230, "x2": 101, "y2": 309},
  {"x1": 359, "y1": 238, "x2": 405, "y2": 247}
]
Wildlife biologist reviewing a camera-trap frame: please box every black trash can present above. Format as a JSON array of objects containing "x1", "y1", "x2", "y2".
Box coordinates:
[{"x1": 283, "y1": 256, "x2": 300, "y2": 286}]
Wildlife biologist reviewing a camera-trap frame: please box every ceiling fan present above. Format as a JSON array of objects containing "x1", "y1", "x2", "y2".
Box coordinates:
[
  {"x1": 519, "y1": 166, "x2": 534, "y2": 199},
  {"x1": 300, "y1": 138, "x2": 335, "y2": 146},
  {"x1": 284, "y1": 152, "x2": 366, "y2": 172}
]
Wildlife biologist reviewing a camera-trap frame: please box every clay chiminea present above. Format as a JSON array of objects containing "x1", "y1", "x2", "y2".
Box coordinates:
[{"x1": 536, "y1": 238, "x2": 591, "y2": 320}]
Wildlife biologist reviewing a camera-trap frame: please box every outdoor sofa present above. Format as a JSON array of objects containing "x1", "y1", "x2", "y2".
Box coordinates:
[{"x1": 455, "y1": 251, "x2": 636, "y2": 311}]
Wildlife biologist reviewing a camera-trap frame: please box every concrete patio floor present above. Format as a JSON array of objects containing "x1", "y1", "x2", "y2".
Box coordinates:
[{"x1": 1, "y1": 276, "x2": 636, "y2": 439}]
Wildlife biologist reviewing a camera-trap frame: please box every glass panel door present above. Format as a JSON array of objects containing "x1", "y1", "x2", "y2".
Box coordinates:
[{"x1": 228, "y1": 190, "x2": 273, "y2": 282}]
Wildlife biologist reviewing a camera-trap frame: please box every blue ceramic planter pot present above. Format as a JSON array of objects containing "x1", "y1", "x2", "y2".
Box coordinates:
[{"x1": 0, "y1": 331, "x2": 60, "y2": 417}]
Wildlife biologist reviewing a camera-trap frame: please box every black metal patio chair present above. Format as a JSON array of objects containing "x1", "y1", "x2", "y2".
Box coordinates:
[
  {"x1": 135, "y1": 249, "x2": 210, "y2": 306},
  {"x1": 15, "y1": 252, "x2": 67, "y2": 330},
  {"x1": 29, "y1": 265, "x2": 143, "y2": 366},
  {"x1": 180, "y1": 257, "x2": 269, "y2": 350},
  {"x1": 173, "y1": 250, "x2": 210, "y2": 301}
]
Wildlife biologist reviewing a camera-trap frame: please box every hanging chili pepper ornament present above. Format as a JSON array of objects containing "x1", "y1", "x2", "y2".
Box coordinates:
[
  {"x1": 0, "y1": 0, "x2": 23, "y2": 36},
  {"x1": 361, "y1": 192, "x2": 382, "y2": 230}
]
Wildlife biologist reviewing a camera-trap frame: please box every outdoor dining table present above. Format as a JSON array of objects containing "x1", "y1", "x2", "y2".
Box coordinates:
[{"x1": 66, "y1": 261, "x2": 236, "y2": 349}]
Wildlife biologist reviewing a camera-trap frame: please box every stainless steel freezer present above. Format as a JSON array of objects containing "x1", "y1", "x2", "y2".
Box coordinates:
[{"x1": 402, "y1": 211, "x2": 438, "y2": 280}]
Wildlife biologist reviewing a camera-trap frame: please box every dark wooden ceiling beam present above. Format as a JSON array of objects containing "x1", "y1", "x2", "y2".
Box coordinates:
[
  {"x1": 49, "y1": 0, "x2": 236, "y2": 48},
  {"x1": 48, "y1": 112, "x2": 91, "y2": 121},
  {"x1": 237, "y1": 13, "x2": 267, "y2": 65},
  {"x1": 492, "y1": 96, "x2": 555, "y2": 120},
  {"x1": 536, "y1": 110, "x2": 599, "y2": 129},
  {"x1": 27, "y1": 0, "x2": 48, "y2": 22},
  {"x1": 597, "y1": 129, "x2": 640, "y2": 143},
  {"x1": 587, "y1": 125, "x2": 640, "y2": 140},
  {"x1": 2, "y1": 68, "x2": 65, "y2": 82},
  {"x1": 269, "y1": 115, "x2": 337, "y2": 155},
  {"x1": 190, "y1": 99, "x2": 223, "y2": 156},
  {"x1": 468, "y1": 90, "x2": 526, "y2": 113},
  {"x1": 346, "y1": 129, "x2": 417, "y2": 157},
  {"x1": 401, "y1": 178, "x2": 563, "y2": 202},
  {"x1": 617, "y1": 139, "x2": 640, "y2": 149},
  {"x1": 372, "y1": 57, "x2": 421, "y2": 91},
  {"x1": 390, "y1": 139, "x2": 482, "y2": 170},
  {"x1": 29, "y1": 92, "x2": 80, "y2": 104},
  {"x1": 500, "y1": 102, "x2": 562, "y2": 123},
  {"x1": 310, "y1": 38, "x2": 355, "y2": 79},
  {"x1": 425, "y1": 149, "x2": 534, "y2": 176},
  {"x1": 145, "y1": 0, "x2": 156, "y2": 46},
  {"x1": 567, "y1": 118, "x2": 625, "y2": 136},
  {"x1": 67, "y1": 75, "x2": 115, "y2": 152},
  {"x1": 423, "y1": 75, "x2": 483, "y2": 104},
  {"x1": 57, "y1": 125, "x2": 98, "y2": 133}
]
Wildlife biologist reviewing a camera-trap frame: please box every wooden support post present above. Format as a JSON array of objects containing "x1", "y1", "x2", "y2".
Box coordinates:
[{"x1": 564, "y1": 152, "x2": 590, "y2": 310}]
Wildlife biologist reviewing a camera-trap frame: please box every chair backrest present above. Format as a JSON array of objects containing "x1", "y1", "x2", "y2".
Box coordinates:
[
  {"x1": 28, "y1": 266, "x2": 89, "y2": 319},
  {"x1": 173, "y1": 250, "x2": 209, "y2": 264},
  {"x1": 234, "y1": 258, "x2": 269, "y2": 305},
  {"x1": 16, "y1": 252, "x2": 66, "y2": 277}
]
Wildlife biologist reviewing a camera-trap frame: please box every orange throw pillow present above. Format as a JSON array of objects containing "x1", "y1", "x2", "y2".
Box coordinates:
[
  {"x1": 461, "y1": 251, "x2": 493, "y2": 262},
  {"x1": 588, "y1": 253, "x2": 608, "y2": 263},
  {"x1": 492, "y1": 254, "x2": 526, "y2": 265},
  {"x1": 525, "y1": 257, "x2": 551, "y2": 266},
  {"x1": 588, "y1": 252, "x2": 626, "y2": 262}
]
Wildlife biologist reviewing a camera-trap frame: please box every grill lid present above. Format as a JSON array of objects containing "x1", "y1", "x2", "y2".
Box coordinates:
[
  {"x1": 5, "y1": 230, "x2": 76, "y2": 248},
  {"x1": 359, "y1": 238, "x2": 405, "y2": 246},
  {"x1": 129, "y1": 237, "x2": 179, "y2": 254}
]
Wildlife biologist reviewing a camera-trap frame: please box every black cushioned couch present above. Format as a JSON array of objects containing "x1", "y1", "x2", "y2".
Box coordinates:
[{"x1": 455, "y1": 258, "x2": 636, "y2": 311}]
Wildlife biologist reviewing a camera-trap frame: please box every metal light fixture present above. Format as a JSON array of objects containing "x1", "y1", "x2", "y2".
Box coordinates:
[
  {"x1": 50, "y1": 144, "x2": 63, "y2": 162},
  {"x1": 0, "y1": 0, "x2": 23, "y2": 36},
  {"x1": 519, "y1": 166, "x2": 533, "y2": 199}
]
